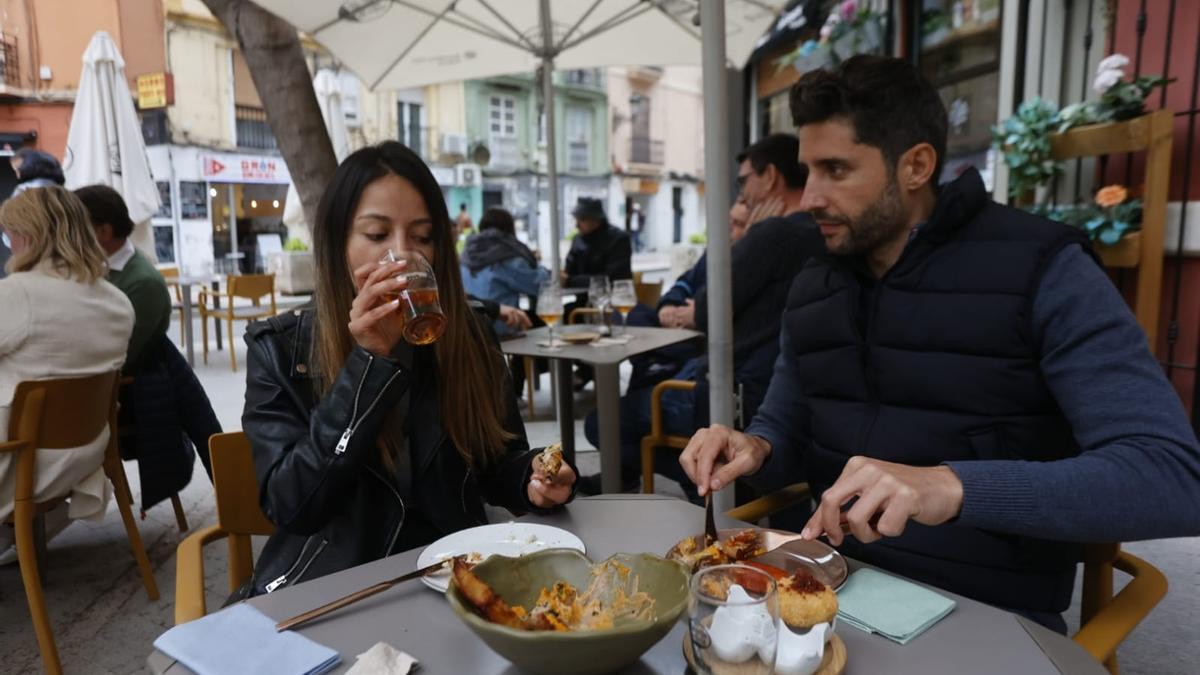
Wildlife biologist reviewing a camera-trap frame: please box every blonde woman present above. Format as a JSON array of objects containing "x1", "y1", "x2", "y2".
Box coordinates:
[{"x1": 0, "y1": 187, "x2": 133, "y2": 538}]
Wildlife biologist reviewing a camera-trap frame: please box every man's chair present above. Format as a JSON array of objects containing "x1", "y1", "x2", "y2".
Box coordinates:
[
  {"x1": 639, "y1": 379, "x2": 696, "y2": 493},
  {"x1": 1, "y1": 372, "x2": 160, "y2": 675},
  {"x1": 198, "y1": 274, "x2": 278, "y2": 372},
  {"x1": 174, "y1": 431, "x2": 275, "y2": 625},
  {"x1": 727, "y1": 486, "x2": 1167, "y2": 675},
  {"x1": 159, "y1": 266, "x2": 187, "y2": 346}
]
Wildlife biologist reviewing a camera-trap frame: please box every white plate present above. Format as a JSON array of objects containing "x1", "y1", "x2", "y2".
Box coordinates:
[{"x1": 416, "y1": 523, "x2": 585, "y2": 592}]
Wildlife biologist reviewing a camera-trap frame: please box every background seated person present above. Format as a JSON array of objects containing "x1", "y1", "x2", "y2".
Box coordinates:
[
  {"x1": 460, "y1": 207, "x2": 546, "y2": 338},
  {"x1": 241, "y1": 142, "x2": 575, "y2": 596},
  {"x1": 0, "y1": 187, "x2": 134, "y2": 556},
  {"x1": 680, "y1": 55, "x2": 1200, "y2": 633}
]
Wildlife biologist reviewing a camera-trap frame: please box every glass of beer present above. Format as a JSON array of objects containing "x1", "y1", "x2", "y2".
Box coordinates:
[
  {"x1": 537, "y1": 280, "x2": 564, "y2": 351},
  {"x1": 380, "y1": 249, "x2": 446, "y2": 345},
  {"x1": 611, "y1": 279, "x2": 637, "y2": 337}
]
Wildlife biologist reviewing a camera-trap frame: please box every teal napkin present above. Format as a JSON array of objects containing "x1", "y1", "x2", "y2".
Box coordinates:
[
  {"x1": 154, "y1": 603, "x2": 341, "y2": 675},
  {"x1": 836, "y1": 568, "x2": 956, "y2": 644}
]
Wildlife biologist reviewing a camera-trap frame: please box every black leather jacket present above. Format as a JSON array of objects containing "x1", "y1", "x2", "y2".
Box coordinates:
[{"x1": 241, "y1": 307, "x2": 556, "y2": 596}]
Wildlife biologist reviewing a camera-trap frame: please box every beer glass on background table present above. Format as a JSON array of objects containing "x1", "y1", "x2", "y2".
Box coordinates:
[{"x1": 537, "y1": 281, "x2": 564, "y2": 352}]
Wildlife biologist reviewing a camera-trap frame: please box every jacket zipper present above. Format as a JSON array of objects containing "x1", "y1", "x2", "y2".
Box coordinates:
[
  {"x1": 288, "y1": 538, "x2": 329, "y2": 587},
  {"x1": 460, "y1": 469, "x2": 473, "y2": 520},
  {"x1": 265, "y1": 535, "x2": 317, "y2": 593},
  {"x1": 335, "y1": 355, "x2": 404, "y2": 455},
  {"x1": 366, "y1": 464, "x2": 408, "y2": 555}
]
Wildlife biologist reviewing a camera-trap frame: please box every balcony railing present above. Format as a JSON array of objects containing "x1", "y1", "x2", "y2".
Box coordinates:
[
  {"x1": 567, "y1": 140, "x2": 590, "y2": 172},
  {"x1": 235, "y1": 105, "x2": 277, "y2": 150},
  {"x1": 0, "y1": 33, "x2": 19, "y2": 87},
  {"x1": 630, "y1": 136, "x2": 664, "y2": 165},
  {"x1": 487, "y1": 135, "x2": 521, "y2": 170}
]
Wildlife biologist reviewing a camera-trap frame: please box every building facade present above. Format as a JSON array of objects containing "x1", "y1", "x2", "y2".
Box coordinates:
[{"x1": 607, "y1": 65, "x2": 707, "y2": 252}]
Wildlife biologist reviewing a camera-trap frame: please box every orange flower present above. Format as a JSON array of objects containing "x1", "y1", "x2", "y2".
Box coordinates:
[{"x1": 1095, "y1": 185, "x2": 1129, "y2": 208}]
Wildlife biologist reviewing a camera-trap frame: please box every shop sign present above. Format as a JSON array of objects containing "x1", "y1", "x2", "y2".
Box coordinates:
[
  {"x1": 199, "y1": 152, "x2": 291, "y2": 184},
  {"x1": 136, "y1": 73, "x2": 174, "y2": 109}
]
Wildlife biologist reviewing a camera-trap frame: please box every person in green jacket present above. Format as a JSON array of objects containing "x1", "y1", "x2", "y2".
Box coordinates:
[{"x1": 75, "y1": 185, "x2": 171, "y2": 375}]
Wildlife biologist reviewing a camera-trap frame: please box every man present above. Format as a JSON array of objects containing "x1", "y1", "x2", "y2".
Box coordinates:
[
  {"x1": 680, "y1": 55, "x2": 1200, "y2": 630},
  {"x1": 75, "y1": 185, "x2": 172, "y2": 375},
  {"x1": 562, "y1": 196, "x2": 632, "y2": 289},
  {"x1": 455, "y1": 202, "x2": 474, "y2": 238},
  {"x1": 580, "y1": 137, "x2": 822, "y2": 495}
]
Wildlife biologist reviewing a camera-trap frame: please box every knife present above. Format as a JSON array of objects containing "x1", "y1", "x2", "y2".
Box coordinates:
[{"x1": 276, "y1": 558, "x2": 450, "y2": 632}]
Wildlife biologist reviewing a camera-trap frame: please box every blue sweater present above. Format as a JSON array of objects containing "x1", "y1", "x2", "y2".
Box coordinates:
[{"x1": 747, "y1": 244, "x2": 1200, "y2": 542}]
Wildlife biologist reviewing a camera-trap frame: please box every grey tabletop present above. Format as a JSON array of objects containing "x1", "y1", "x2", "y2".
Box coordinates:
[
  {"x1": 500, "y1": 326, "x2": 702, "y2": 365},
  {"x1": 150, "y1": 495, "x2": 1105, "y2": 675}
]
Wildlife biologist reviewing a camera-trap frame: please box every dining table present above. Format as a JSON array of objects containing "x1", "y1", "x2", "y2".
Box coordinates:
[
  {"x1": 148, "y1": 495, "x2": 1107, "y2": 675},
  {"x1": 175, "y1": 275, "x2": 222, "y2": 367},
  {"x1": 500, "y1": 326, "x2": 702, "y2": 492}
]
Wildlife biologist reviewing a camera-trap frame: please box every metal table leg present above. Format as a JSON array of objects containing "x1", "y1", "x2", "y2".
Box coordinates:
[
  {"x1": 213, "y1": 279, "x2": 223, "y2": 351},
  {"x1": 594, "y1": 363, "x2": 622, "y2": 494},
  {"x1": 553, "y1": 359, "x2": 575, "y2": 465},
  {"x1": 181, "y1": 283, "x2": 195, "y2": 367}
]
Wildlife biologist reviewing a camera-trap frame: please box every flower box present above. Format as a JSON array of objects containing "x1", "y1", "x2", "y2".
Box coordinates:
[{"x1": 1095, "y1": 230, "x2": 1141, "y2": 268}]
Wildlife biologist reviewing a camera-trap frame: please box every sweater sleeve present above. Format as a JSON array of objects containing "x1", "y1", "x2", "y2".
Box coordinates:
[
  {"x1": 694, "y1": 219, "x2": 782, "y2": 331},
  {"x1": 947, "y1": 244, "x2": 1200, "y2": 542},
  {"x1": 122, "y1": 274, "x2": 172, "y2": 369},
  {"x1": 743, "y1": 326, "x2": 810, "y2": 494}
]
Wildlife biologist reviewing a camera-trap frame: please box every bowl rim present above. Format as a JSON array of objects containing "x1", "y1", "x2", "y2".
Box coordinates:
[{"x1": 447, "y1": 549, "x2": 690, "y2": 640}]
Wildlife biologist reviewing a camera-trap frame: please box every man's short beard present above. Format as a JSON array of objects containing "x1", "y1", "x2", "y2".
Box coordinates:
[{"x1": 821, "y1": 178, "x2": 908, "y2": 256}]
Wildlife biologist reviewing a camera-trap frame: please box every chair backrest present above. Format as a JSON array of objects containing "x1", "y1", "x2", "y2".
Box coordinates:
[
  {"x1": 208, "y1": 432, "x2": 274, "y2": 536},
  {"x1": 9, "y1": 372, "x2": 119, "y2": 452},
  {"x1": 159, "y1": 266, "x2": 180, "y2": 280},
  {"x1": 229, "y1": 273, "x2": 275, "y2": 302}
]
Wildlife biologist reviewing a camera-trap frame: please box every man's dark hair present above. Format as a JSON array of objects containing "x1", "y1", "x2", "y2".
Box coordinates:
[
  {"x1": 735, "y1": 133, "x2": 806, "y2": 189},
  {"x1": 790, "y1": 55, "x2": 948, "y2": 182},
  {"x1": 478, "y1": 207, "x2": 516, "y2": 237},
  {"x1": 13, "y1": 148, "x2": 65, "y2": 186},
  {"x1": 75, "y1": 184, "x2": 134, "y2": 239}
]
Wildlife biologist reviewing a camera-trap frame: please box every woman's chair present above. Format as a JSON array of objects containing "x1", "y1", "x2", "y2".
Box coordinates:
[
  {"x1": 174, "y1": 431, "x2": 275, "y2": 625},
  {"x1": 198, "y1": 274, "x2": 278, "y2": 372},
  {"x1": 0, "y1": 372, "x2": 160, "y2": 675},
  {"x1": 726, "y1": 487, "x2": 1167, "y2": 675}
]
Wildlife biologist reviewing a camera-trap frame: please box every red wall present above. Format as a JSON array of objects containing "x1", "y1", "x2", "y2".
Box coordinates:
[{"x1": 0, "y1": 102, "x2": 73, "y2": 158}]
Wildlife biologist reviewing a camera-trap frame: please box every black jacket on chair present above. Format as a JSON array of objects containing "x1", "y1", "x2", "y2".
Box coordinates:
[{"x1": 241, "y1": 307, "x2": 557, "y2": 597}]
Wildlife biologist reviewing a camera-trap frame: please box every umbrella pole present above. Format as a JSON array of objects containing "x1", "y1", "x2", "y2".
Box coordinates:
[
  {"x1": 700, "y1": 0, "x2": 736, "y2": 513},
  {"x1": 540, "y1": 0, "x2": 562, "y2": 281}
]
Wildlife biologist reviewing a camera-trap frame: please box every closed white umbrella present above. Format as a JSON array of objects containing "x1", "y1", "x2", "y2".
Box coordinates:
[
  {"x1": 282, "y1": 68, "x2": 352, "y2": 245},
  {"x1": 64, "y1": 31, "x2": 162, "y2": 262}
]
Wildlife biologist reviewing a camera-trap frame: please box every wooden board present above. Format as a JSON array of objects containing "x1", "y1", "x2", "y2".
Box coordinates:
[{"x1": 683, "y1": 632, "x2": 847, "y2": 675}]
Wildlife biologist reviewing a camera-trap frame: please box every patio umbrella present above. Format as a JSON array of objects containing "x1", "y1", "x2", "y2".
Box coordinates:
[
  {"x1": 281, "y1": 68, "x2": 352, "y2": 245},
  {"x1": 252, "y1": 0, "x2": 786, "y2": 506},
  {"x1": 64, "y1": 31, "x2": 162, "y2": 262}
]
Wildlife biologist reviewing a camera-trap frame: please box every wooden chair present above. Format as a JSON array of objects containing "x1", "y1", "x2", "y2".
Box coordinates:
[
  {"x1": 115, "y1": 376, "x2": 188, "y2": 533},
  {"x1": 198, "y1": 274, "x2": 278, "y2": 372},
  {"x1": 159, "y1": 266, "x2": 187, "y2": 346},
  {"x1": 174, "y1": 431, "x2": 275, "y2": 625},
  {"x1": 0, "y1": 372, "x2": 160, "y2": 675},
  {"x1": 568, "y1": 306, "x2": 620, "y2": 325},
  {"x1": 727, "y1": 487, "x2": 1167, "y2": 675},
  {"x1": 638, "y1": 379, "x2": 696, "y2": 493}
]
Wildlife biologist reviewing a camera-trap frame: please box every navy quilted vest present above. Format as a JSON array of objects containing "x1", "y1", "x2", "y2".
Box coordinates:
[{"x1": 784, "y1": 170, "x2": 1096, "y2": 614}]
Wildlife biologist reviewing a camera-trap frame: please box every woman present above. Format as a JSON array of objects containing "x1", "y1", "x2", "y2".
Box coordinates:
[
  {"x1": 0, "y1": 187, "x2": 134, "y2": 526},
  {"x1": 242, "y1": 141, "x2": 575, "y2": 596},
  {"x1": 460, "y1": 207, "x2": 548, "y2": 336}
]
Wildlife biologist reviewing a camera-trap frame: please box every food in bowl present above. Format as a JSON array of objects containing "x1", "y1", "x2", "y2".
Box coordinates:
[
  {"x1": 667, "y1": 528, "x2": 766, "y2": 572},
  {"x1": 452, "y1": 557, "x2": 655, "y2": 631}
]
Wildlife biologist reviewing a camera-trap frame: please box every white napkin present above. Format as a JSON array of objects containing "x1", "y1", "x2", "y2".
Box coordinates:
[{"x1": 346, "y1": 642, "x2": 419, "y2": 675}]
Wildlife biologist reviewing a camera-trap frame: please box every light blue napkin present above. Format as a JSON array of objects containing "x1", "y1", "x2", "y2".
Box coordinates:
[
  {"x1": 154, "y1": 603, "x2": 341, "y2": 675},
  {"x1": 836, "y1": 568, "x2": 956, "y2": 645}
]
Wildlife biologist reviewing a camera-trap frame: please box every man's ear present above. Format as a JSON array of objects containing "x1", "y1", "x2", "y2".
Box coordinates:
[
  {"x1": 899, "y1": 143, "x2": 938, "y2": 192},
  {"x1": 762, "y1": 163, "x2": 781, "y2": 192}
]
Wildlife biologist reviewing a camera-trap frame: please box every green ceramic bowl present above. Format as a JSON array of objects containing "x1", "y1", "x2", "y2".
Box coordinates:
[{"x1": 445, "y1": 549, "x2": 690, "y2": 675}]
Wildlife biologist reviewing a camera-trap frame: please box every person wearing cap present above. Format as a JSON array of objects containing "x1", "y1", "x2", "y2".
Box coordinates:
[{"x1": 562, "y1": 197, "x2": 632, "y2": 292}]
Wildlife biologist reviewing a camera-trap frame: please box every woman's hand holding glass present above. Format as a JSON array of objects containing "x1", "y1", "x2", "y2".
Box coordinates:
[
  {"x1": 349, "y1": 258, "x2": 409, "y2": 357},
  {"x1": 527, "y1": 452, "x2": 576, "y2": 507}
]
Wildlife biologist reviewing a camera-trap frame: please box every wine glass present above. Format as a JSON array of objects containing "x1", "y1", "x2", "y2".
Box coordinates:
[
  {"x1": 611, "y1": 279, "x2": 637, "y2": 337},
  {"x1": 537, "y1": 281, "x2": 564, "y2": 351},
  {"x1": 379, "y1": 249, "x2": 446, "y2": 345},
  {"x1": 588, "y1": 275, "x2": 611, "y2": 334}
]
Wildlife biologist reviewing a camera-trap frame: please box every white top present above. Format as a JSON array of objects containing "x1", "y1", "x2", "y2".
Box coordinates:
[
  {"x1": 0, "y1": 262, "x2": 134, "y2": 521},
  {"x1": 108, "y1": 238, "x2": 136, "y2": 272}
]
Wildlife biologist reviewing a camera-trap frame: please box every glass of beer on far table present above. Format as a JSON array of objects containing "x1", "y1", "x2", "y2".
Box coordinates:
[
  {"x1": 537, "y1": 281, "x2": 564, "y2": 352},
  {"x1": 380, "y1": 249, "x2": 446, "y2": 345},
  {"x1": 611, "y1": 279, "x2": 637, "y2": 337}
]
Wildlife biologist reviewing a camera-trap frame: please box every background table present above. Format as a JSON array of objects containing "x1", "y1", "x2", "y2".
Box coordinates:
[
  {"x1": 149, "y1": 496, "x2": 1106, "y2": 675},
  {"x1": 501, "y1": 326, "x2": 702, "y2": 492},
  {"x1": 175, "y1": 275, "x2": 221, "y2": 367}
]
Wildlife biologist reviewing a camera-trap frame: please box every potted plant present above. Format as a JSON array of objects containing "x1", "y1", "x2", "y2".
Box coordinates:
[{"x1": 271, "y1": 237, "x2": 315, "y2": 295}]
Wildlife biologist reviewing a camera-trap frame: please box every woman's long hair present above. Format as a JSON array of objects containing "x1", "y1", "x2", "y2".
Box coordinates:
[
  {"x1": 1, "y1": 186, "x2": 107, "y2": 281},
  {"x1": 312, "y1": 141, "x2": 513, "y2": 469}
]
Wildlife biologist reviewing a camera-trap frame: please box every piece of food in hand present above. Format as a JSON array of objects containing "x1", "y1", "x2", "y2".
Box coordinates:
[
  {"x1": 777, "y1": 568, "x2": 838, "y2": 629},
  {"x1": 538, "y1": 442, "x2": 564, "y2": 484}
]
